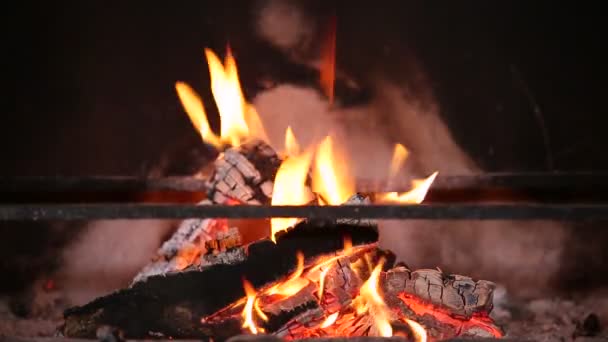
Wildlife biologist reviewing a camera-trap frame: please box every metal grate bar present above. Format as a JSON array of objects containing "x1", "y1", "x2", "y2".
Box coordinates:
[{"x1": 1, "y1": 203, "x2": 607, "y2": 221}]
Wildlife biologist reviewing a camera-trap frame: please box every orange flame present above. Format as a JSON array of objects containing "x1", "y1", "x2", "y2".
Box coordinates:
[
  {"x1": 320, "y1": 312, "x2": 340, "y2": 328},
  {"x1": 267, "y1": 252, "x2": 308, "y2": 297},
  {"x1": 175, "y1": 82, "x2": 221, "y2": 147},
  {"x1": 320, "y1": 16, "x2": 336, "y2": 104},
  {"x1": 378, "y1": 171, "x2": 438, "y2": 204},
  {"x1": 312, "y1": 136, "x2": 355, "y2": 205},
  {"x1": 176, "y1": 48, "x2": 268, "y2": 148},
  {"x1": 242, "y1": 279, "x2": 264, "y2": 334},
  {"x1": 353, "y1": 259, "x2": 393, "y2": 337},
  {"x1": 404, "y1": 319, "x2": 427, "y2": 342},
  {"x1": 388, "y1": 143, "x2": 409, "y2": 180}
]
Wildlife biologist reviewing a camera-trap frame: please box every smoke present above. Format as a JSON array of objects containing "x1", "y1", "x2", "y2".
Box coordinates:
[{"x1": 54, "y1": 220, "x2": 175, "y2": 305}]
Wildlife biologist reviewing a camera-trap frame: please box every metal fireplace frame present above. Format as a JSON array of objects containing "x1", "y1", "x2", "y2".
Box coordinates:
[{"x1": 1, "y1": 172, "x2": 607, "y2": 221}]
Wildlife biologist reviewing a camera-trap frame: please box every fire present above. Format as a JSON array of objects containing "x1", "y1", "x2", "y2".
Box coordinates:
[
  {"x1": 267, "y1": 252, "x2": 308, "y2": 297},
  {"x1": 270, "y1": 130, "x2": 314, "y2": 241},
  {"x1": 312, "y1": 136, "x2": 355, "y2": 205},
  {"x1": 389, "y1": 143, "x2": 409, "y2": 180},
  {"x1": 378, "y1": 171, "x2": 439, "y2": 204},
  {"x1": 284, "y1": 126, "x2": 300, "y2": 157},
  {"x1": 320, "y1": 16, "x2": 336, "y2": 104},
  {"x1": 242, "y1": 279, "x2": 264, "y2": 334},
  {"x1": 404, "y1": 319, "x2": 427, "y2": 342},
  {"x1": 176, "y1": 47, "x2": 267, "y2": 148},
  {"x1": 317, "y1": 265, "x2": 332, "y2": 299},
  {"x1": 353, "y1": 259, "x2": 393, "y2": 337},
  {"x1": 175, "y1": 82, "x2": 221, "y2": 147},
  {"x1": 320, "y1": 312, "x2": 339, "y2": 328}
]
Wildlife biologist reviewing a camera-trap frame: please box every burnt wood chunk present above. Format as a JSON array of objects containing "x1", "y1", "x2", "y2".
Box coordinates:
[
  {"x1": 132, "y1": 201, "x2": 241, "y2": 284},
  {"x1": 206, "y1": 139, "x2": 282, "y2": 205},
  {"x1": 382, "y1": 268, "x2": 495, "y2": 319},
  {"x1": 62, "y1": 219, "x2": 378, "y2": 339}
]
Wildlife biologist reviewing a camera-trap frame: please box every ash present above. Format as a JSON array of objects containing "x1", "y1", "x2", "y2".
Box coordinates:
[{"x1": 490, "y1": 286, "x2": 608, "y2": 341}]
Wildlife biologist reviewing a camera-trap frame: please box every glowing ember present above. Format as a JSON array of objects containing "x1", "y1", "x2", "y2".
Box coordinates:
[
  {"x1": 398, "y1": 293, "x2": 503, "y2": 338},
  {"x1": 174, "y1": 244, "x2": 201, "y2": 270},
  {"x1": 378, "y1": 171, "x2": 439, "y2": 204},
  {"x1": 312, "y1": 136, "x2": 355, "y2": 205},
  {"x1": 353, "y1": 259, "x2": 393, "y2": 337},
  {"x1": 320, "y1": 312, "x2": 340, "y2": 328},
  {"x1": 242, "y1": 279, "x2": 264, "y2": 334},
  {"x1": 404, "y1": 319, "x2": 427, "y2": 342},
  {"x1": 388, "y1": 143, "x2": 409, "y2": 180}
]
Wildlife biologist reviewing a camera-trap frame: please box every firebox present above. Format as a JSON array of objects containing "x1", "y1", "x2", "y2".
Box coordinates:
[{"x1": 2, "y1": 2, "x2": 608, "y2": 342}]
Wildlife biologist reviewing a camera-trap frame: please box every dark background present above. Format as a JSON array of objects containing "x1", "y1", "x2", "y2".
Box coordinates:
[{"x1": 2, "y1": 1, "x2": 606, "y2": 176}]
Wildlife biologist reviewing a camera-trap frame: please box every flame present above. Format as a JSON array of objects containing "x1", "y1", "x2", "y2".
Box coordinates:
[
  {"x1": 254, "y1": 298, "x2": 268, "y2": 322},
  {"x1": 343, "y1": 235, "x2": 352, "y2": 251},
  {"x1": 176, "y1": 48, "x2": 268, "y2": 148},
  {"x1": 353, "y1": 259, "x2": 393, "y2": 337},
  {"x1": 267, "y1": 252, "x2": 308, "y2": 297},
  {"x1": 317, "y1": 265, "x2": 332, "y2": 299},
  {"x1": 388, "y1": 143, "x2": 409, "y2": 180},
  {"x1": 321, "y1": 312, "x2": 340, "y2": 328},
  {"x1": 320, "y1": 16, "x2": 336, "y2": 104},
  {"x1": 242, "y1": 279, "x2": 264, "y2": 334},
  {"x1": 270, "y1": 147, "x2": 314, "y2": 242},
  {"x1": 378, "y1": 171, "x2": 438, "y2": 204},
  {"x1": 404, "y1": 319, "x2": 427, "y2": 342},
  {"x1": 312, "y1": 136, "x2": 355, "y2": 205},
  {"x1": 175, "y1": 82, "x2": 221, "y2": 147},
  {"x1": 284, "y1": 126, "x2": 301, "y2": 157}
]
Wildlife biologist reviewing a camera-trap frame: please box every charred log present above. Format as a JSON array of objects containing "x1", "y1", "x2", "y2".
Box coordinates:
[
  {"x1": 381, "y1": 267, "x2": 502, "y2": 340},
  {"x1": 62, "y1": 219, "x2": 378, "y2": 339},
  {"x1": 206, "y1": 139, "x2": 282, "y2": 205}
]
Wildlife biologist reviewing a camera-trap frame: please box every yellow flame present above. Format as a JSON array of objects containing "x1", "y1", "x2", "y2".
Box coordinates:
[
  {"x1": 267, "y1": 252, "x2": 308, "y2": 297},
  {"x1": 320, "y1": 312, "x2": 340, "y2": 329},
  {"x1": 353, "y1": 259, "x2": 393, "y2": 337},
  {"x1": 270, "y1": 148, "x2": 314, "y2": 242},
  {"x1": 312, "y1": 136, "x2": 355, "y2": 205},
  {"x1": 254, "y1": 298, "x2": 268, "y2": 322},
  {"x1": 317, "y1": 265, "x2": 332, "y2": 299},
  {"x1": 404, "y1": 319, "x2": 427, "y2": 342},
  {"x1": 389, "y1": 143, "x2": 409, "y2": 180},
  {"x1": 175, "y1": 82, "x2": 221, "y2": 148},
  {"x1": 378, "y1": 171, "x2": 439, "y2": 204},
  {"x1": 284, "y1": 126, "x2": 301, "y2": 157},
  {"x1": 242, "y1": 279, "x2": 263, "y2": 334},
  {"x1": 204, "y1": 48, "x2": 251, "y2": 147},
  {"x1": 176, "y1": 47, "x2": 269, "y2": 149}
]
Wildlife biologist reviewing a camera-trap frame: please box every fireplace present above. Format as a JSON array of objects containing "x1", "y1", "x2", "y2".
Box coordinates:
[{"x1": 2, "y1": 2, "x2": 608, "y2": 342}]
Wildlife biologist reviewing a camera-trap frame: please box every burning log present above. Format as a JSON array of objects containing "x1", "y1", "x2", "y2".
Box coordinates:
[
  {"x1": 133, "y1": 139, "x2": 283, "y2": 282},
  {"x1": 62, "y1": 218, "x2": 379, "y2": 339},
  {"x1": 381, "y1": 267, "x2": 502, "y2": 340}
]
